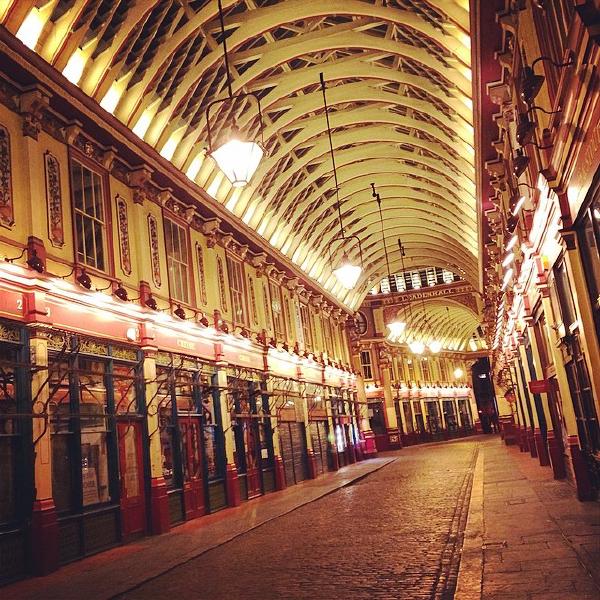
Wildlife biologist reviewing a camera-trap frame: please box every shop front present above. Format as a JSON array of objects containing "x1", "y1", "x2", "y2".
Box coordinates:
[
  {"x1": 48, "y1": 332, "x2": 143, "y2": 565},
  {"x1": 155, "y1": 352, "x2": 222, "y2": 523},
  {"x1": 329, "y1": 387, "x2": 357, "y2": 468},
  {"x1": 442, "y1": 396, "x2": 459, "y2": 438},
  {"x1": 273, "y1": 378, "x2": 308, "y2": 487},
  {"x1": 0, "y1": 320, "x2": 33, "y2": 584},
  {"x1": 227, "y1": 366, "x2": 275, "y2": 501},
  {"x1": 306, "y1": 383, "x2": 329, "y2": 476}
]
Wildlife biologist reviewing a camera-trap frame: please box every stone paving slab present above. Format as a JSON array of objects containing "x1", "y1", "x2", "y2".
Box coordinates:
[
  {"x1": 459, "y1": 437, "x2": 600, "y2": 600},
  {"x1": 4, "y1": 456, "x2": 395, "y2": 600}
]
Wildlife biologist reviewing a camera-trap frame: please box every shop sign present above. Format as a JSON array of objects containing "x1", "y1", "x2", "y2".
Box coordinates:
[
  {"x1": 0, "y1": 287, "x2": 24, "y2": 319},
  {"x1": 153, "y1": 325, "x2": 214, "y2": 360},
  {"x1": 528, "y1": 379, "x2": 549, "y2": 394},
  {"x1": 222, "y1": 344, "x2": 263, "y2": 370},
  {"x1": 46, "y1": 296, "x2": 137, "y2": 342},
  {"x1": 301, "y1": 362, "x2": 322, "y2": 384},
  {"x1": 267, "y1": 350, "x2": 298, "y2": 378}
]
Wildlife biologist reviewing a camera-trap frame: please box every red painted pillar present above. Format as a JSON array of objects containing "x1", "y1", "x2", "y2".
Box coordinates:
[
  {"x1": 567, "y1": 435, "x2": 595, "y2": 501},
  {"x1": 306, "y1": 449, "x2": 318, "y2": 479},
  {"x1": 362, "y1": 431, "x2": 378, "y2": 458},
  {"x1": 274, "y1": 456, "x2": 286, "y2": 490},
  {"x1": 387, "y1": 428, "x2": 403, "y2": 450},
  {"x1": 534, "y1": 428, "x2": 550, "y2": 466},
  {"x1": 30, "y1": 499, "x2": 59, "y2": 576},
  {"x1": 150, "y1": 477, "x2": 171, "y2": 534},
  {"x1": 329, "y1": 448, "x2": 340, "y2": 471},
  {"x1": 528, "y1": 429, "x2": 537, "y2": 457},
  {"x1": 546, "y1": 430, "x2": 566, "y2": 479},
  {"x1": 225, "y1": 463, "x2": 241, "y2": 507}
]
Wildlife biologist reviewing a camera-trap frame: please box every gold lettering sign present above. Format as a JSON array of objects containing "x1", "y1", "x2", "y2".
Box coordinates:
[{"x1": 177, "y1": 339, "x2": 195, "y2": 350}]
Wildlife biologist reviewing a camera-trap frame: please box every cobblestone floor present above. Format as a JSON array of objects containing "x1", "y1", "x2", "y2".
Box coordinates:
[{"x1": 117, "y1": 440, "x2": 478, "y2": 600}]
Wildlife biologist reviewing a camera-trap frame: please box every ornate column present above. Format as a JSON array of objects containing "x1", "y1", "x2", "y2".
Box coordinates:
[
  {"x1": 381, "y1": 364, "x2": 402, "y2": 450},
  {"x1": 522, "y1": 298, "x2": 551, "y2": 467},
  {"x1": 517, "y1": 343, "x2": 540, "y2": 458},
  {"x1": 214, "y1": 360, "x2": 241, "y2": 507},
  {"x1": 142, "y1": 345, "x2": 170, "y2": 534},
  {"x1": 29, "y1": 325, "x2": 59, "y2": 575}
]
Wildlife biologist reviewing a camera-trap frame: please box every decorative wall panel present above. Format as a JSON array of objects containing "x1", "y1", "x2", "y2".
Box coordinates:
[
  {"x1": 196, "y1": 243, "x2": 207, "y2": 305},
  {"x1": 147, "y1": 214, "x2": 161, "y2": 287},
  {"x1": 0, "y1": 125, "x2": 13, "y2": 228},
  {"x1": 217, "y1": 256, "x2": 227, "y2": 312},
  {"x1": 116, "y1": 196, "x2": 131, "y2": 275},
  {"x1": 44, "y1": 152, "x2": 64, "y2": 247}
]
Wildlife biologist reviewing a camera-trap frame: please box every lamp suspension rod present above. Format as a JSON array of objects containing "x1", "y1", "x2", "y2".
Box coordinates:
[
  {"x1": 320, "y1": 72, "x2": 345, "y2": 240},
  {"x1": 217, "y1": 0, "x2": 233, "y2": 99},
  {"x1": 372, "y1": 184, "x2": 393, "y2": 293},
  {"x1": 398, "y1": 236, "x2": 416, "y2": 329}
]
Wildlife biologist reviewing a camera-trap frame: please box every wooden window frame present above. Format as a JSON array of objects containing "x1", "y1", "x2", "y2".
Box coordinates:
[
  {"x1": 163, "y1": 214, "x2": 194, "y2": 306},
  {"x1": 269, "y1": 280, "x2": 286, "y2": 340},
  {"x1": 226, "y1": 255, "x2": 249, "y2": 327},
  {"x1": 360, "y1": 350, "x2": 373, "y2": 380},
  {"x1": 69, "y1": 152, "x2": 114, "y2": 276}
]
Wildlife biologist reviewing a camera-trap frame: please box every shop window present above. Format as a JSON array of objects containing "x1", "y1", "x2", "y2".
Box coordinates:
[
  {"x1": 156, "y1": 362, "x2": 222, "y2": 486},
  {"x1": 403, "y1": 402, "x2": 414, "y2": 433},
  {"x1": 226, "y1": 257, "x2": 247, "y2": 326},
  {"x1": 368, "y1": 402, "x2": 386, "y2": 435},
  {"x1": 553, "y1": 258, "x2": 578, "y2": 332},
  {"x1": 360, "y1": 350, "x2": 373, "y2": 380},
  {"x1": 0, "y1": 342, "x2": 18, "y2": 525},
  {"x1": 71, "y1": 160, "x2": 107, "y2": 271},
  {"x1": 164, "y1": 218, "x2": 190, "y2": 304},
  {"x1": 50, "y1": 356, "x2": 114, "y2": 513},
  {"x1": 578, "y1": 198, "x2": 600, "y2": 340}
]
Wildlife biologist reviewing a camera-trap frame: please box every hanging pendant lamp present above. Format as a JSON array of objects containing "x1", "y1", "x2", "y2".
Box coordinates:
[
  {"x1": 205, "y1": 0, "x2": 265, "y2": 187},
  {"x1": 320, "y1": 73, "x2": 363, "y2": 290}
]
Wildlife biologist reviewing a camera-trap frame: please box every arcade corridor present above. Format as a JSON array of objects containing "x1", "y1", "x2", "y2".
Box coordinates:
[
  {"x1": 4, "y1": 437, "x2": 599, "y2": 600},
  {"x1": 1, "y1": 0, "x2": 600, "y2": 597}
]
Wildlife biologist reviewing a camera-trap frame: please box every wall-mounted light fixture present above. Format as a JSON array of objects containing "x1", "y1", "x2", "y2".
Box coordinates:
[{"x1": 519, "y1": 55, "x2": 573, "y2": 105}]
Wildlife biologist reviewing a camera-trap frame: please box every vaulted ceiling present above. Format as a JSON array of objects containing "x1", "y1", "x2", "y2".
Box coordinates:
[{"x1": 3, "y1": 0, "x2": 479, "y2": 314}]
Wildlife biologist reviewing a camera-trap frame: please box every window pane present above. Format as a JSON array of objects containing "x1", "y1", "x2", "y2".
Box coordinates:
[
  {"x1": 79, "y1": 359, "x2": 110, "y2": 506},
  {"x1": 165, "y1": 219, "x2": 190, "y2": 303},
  {"x1": 0, "y1": 347, "x2": 17, "y2": 524}
]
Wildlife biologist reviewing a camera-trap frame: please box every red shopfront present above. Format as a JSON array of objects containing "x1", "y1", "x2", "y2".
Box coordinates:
[
  {"x1": 154, "y1": 352, "x2": 225, "y2": 523},
  {"x1": 306, "y1": 383, "x2": 329, "y2": 476},
  {"x1": 329, "y1": 387, "x2": 357, "y2": 468},
  {"x1": 47, "y1": 331, "x2": 147, "y2": 565},
  {"x1": 226, "y1": 365, "x2": 276, "y2": 501},
  {"x1": 273, "y1": 378, "x2": 309, "y2": 487}
]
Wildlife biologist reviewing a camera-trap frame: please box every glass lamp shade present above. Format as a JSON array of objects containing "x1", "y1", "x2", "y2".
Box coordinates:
[
  {"x1": 454, "y1": 368, "x2": 464, "y2": 379},
  {"x1": 387, "y1": 320, "x2": 406, "y2": 340},
  {"x1": 408, "y1": 340, "x2": 425, "y2": 354},
  {"x1": 429, "y1": 340, "x2": 443, "y2": 353},
  {"x1": 211, "y1": 137, "x2": 264, "y2": 187},
  {"x1": 333, "y1": 255, "x2": 362, "y2": 289}
]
